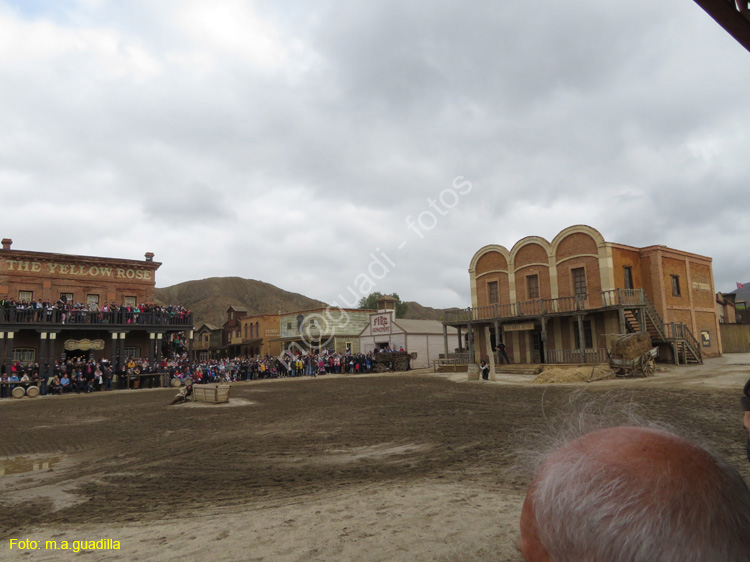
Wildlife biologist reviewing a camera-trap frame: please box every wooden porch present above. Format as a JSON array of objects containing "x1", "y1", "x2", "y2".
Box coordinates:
[{"x1": 441, "y1": 289, "x2": 702, "y2": 365}]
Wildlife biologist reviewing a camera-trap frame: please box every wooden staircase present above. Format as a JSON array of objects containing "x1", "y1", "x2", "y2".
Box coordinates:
[{"x1": 622, "y1": 295, "x2": 702, "y2": 364}]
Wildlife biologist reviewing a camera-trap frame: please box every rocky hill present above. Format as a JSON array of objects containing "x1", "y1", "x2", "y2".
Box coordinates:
[
  {"x1": 401, "y1": 301, "x2": 445, "y2": 321},
  {"x1": 155, "y1": 277, "x2": 449, "y2": 327},
  {"x1": 154, "y1": 277, "x2": 327, "y2": 327}
]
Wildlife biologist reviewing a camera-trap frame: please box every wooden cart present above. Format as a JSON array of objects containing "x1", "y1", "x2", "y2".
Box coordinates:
[{"x1": 608, "y1": 333, "x2": 657, "y2": 378}]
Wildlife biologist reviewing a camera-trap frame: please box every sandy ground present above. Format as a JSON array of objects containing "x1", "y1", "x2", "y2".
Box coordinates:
[{"x1": 1, "y1": 356, "x2": 749, "y2": 562}]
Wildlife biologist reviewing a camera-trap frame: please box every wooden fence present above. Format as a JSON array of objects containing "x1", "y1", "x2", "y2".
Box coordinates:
[{"x1": 719, "y1": 324, "x2": 750, "y2": 353}]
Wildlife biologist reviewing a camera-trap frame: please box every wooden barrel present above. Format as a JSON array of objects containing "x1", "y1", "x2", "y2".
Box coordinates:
[
  {"x1": 171, "y1": 378, "x2": 181, "y2": 387},
  {"x1": 26, "y1": 386, "x2": 40, "y2": 398},
  {"x1": 183, "y1": 378, "x2": 193, "y2": 386},
  {"x1": 12, "y1": 386, "x2": 25, "y2": 398}
]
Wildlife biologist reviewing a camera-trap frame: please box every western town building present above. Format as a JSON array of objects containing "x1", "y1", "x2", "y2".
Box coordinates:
[
  {"x1": 275, "y1": 307, "x2": 375, "y2": 355},
  {"x1": 218, "y1": 308, "x2": 283, "y2": 359},
  {"x1": 0, "y1": 238, "x2": 192, "y2": 373},
  {"x1": 443, "y1": 225, "x2": 717, "y2": 366},
  {"x1": 359, "y1": 296, "x2": 461, "y2": 369},
  {"x1": 239, "y1": 313, "x2": 282, "y2": 358},
  {"x1": 193, "y1": 323, "x2": 222, "y2": 361}
]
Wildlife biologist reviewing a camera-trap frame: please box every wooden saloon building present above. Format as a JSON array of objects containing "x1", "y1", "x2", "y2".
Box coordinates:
[
  {"x1": 0, "y1": 238, "x2": 192, "y2": 374},
  {"x1": 443, "y1": 225, "x2": 719, "y2": 366}
]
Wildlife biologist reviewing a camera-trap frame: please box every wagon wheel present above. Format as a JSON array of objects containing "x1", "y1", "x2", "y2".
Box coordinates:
[{"x1": 641, "y1": 357, "x2": 655, "y2": 377}]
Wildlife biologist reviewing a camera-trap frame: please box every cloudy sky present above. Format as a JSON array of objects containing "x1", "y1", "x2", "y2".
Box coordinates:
[{"x1": 1, "y1": 0, "x2": 749, "y2": 308}]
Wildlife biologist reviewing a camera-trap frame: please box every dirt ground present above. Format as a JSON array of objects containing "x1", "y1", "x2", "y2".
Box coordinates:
[{"x1": 1, "y1": 356, "x2": 749, "y2": 562}]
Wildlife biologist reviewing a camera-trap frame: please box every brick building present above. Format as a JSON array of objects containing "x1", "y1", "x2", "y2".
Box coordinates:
[
  {"x1": 0, "y1": 238, "x2": 192, "y2": 373},
  {"x1": 443, "y1": 225, "x2": 717, "y2": 366},
  {"x1": 239, "y1": 313, "x2": 282, "y2": 358}
]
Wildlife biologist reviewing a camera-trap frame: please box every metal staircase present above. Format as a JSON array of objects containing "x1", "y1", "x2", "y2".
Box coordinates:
[{"x1": 621, "y1": 292, "x2": 702, "y2": 364}]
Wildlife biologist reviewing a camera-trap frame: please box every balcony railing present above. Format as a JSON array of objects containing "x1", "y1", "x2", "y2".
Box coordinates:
[
  {"x1": 444, "y1": 289, "x2": 648, "y2": 323},
  {"x1": 0, "y1": 308, "x2": 192, "y2": 328}
]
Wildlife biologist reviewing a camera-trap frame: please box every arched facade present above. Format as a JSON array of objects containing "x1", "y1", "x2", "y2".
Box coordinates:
[{"x1": 454, "y1": 225, "x2": 718, "y2": 368}]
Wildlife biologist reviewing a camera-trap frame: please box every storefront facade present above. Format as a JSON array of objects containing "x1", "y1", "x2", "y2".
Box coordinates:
[{"x1": 0, "y1": 238, "x2": 192, "y2": 373}]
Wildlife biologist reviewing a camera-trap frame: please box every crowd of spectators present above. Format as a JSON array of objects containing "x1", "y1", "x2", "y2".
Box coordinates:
[
  {"x1": 0, "y1": 347, "x2": 407, "y2": 398},
  {"x1": 0, "y1": 298, "x2": 191, "y2": 325}
]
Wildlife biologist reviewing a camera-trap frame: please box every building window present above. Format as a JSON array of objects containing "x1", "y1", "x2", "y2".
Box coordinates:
[
  {"x1": 488, "y1": 281, "x2": 499, "y2": 304},
  {"x1": 60, "y1": 292, "x2": 74, "y2": 304},
  {"x1": 123, "y1": 347, "x2": 141, "y2": 359},
  {"x1": 572, "y1": 268, "x2": 587, "y2": 297},
  {"x1": 671, "y1": 275, "x2": 681, "y2": 297},
  {"x1": 244, "y1": 324, "x2": 248, "y2": 338},
  {"x1": 124, "y1": 296, "x2": 137, "y2": 307},
  {"x1": 87, "y1": 294, "x2": 100, "y2": 306},
  {"x1": 573, "y1": 321, "x2": 594, "y2": 349},
  {"x1": 13, "y1": 348, "x2": 35, "y2": 364},
  {"x1": 310, "y1": 319, "x2": 316, "y2": 327},
  {"x1": 527, "y1": 275, "x2": 539, "y2": 299},
  {"x1": 623, "y1": 266, "x2": 634, "y2": 290},
  {"x1": 18, "y1": 290, "x2": 33, "y2": 302},
  {"x1": 287, "y1": 322, "x2": 292, "y2": 330}
]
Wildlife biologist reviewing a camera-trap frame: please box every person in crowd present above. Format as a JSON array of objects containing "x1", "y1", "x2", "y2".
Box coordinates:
[
  {"x1": 48, "y1": 374, "x2": 62, "y2": 395},
  {"x1": 479, "y1": 360, "x2": 490, "y2": 380},
  {"x1": 59, "y1": 372, "x2": 71, "y2": 393}
]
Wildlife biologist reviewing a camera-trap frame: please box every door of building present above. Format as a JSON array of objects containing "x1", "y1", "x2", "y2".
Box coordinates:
[{"x1": 532, "y1": 330, "x2": 545, "y2": 364}]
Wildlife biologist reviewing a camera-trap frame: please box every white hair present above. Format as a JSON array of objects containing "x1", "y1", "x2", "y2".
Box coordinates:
[{"x1": 529, "y1": 427, "x2": 750, "y2": 562}]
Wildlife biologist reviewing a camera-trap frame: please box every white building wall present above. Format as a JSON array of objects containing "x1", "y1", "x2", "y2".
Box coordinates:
[
  {"x1": 405, "y1": 334, "x2": 429, "y2": 369},
  {"x1": 390, "y1": 333, "x2": 407, "y2": 351}
]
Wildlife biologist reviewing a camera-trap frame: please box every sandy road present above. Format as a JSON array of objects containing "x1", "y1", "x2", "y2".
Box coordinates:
[{"x1": 0, "y1": 356, "x2": 748, "y2": 561}]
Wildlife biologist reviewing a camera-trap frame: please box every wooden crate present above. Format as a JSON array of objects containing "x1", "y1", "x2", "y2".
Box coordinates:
[{"x1": 192, "y1": 384, "x2": 231, "y2": 404}]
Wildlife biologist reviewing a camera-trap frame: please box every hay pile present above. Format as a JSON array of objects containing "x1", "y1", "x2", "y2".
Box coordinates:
[
  {"x1": 533, "y1": 364, "x2": 614, "y2": 384},
  {"x1": 610, "y1": 332, "x2": 651, "y2": 360}
]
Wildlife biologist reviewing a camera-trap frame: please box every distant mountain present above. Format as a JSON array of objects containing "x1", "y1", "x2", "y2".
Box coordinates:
[
  {"x1": 401, "y1": 301, "x2": 445, "y2": 321},
  {"x1": 154, "y1": 277, "x2": 327, "y2": 327},
  {"x1": 154, "y1": 277, "x2": 452, "y2": 328}
]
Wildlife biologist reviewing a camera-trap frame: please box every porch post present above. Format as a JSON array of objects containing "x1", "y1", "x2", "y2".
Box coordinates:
[
  {"x1": 468, "y1": 324, "x2": 474, "y2": 363},
  {"x1": 118, "y1": 332, "x2": 126, "y2": 367},
  {"x1": 618, "y1": 309, "x2": 626, "y2": 334},
  {"x1": 484, "y1": 325, "x2": 496, "y2": 381},
  {"x1": 494, "y1": 320, "x2": 500, "y2": 363},
  {"x1": 442, "y1": 324, "x2": 448, "y2": 357},
  {"x1": 111, "y1": 332, "x2": 118, "y2": 367},
  {"x1": 156, "y1": 333, "x2": 163, "y2": 363},
  {"x1": 6, "y1": 331, "x2": 15, "y2": 368},
  {"x1": 39, "y1": 332, "x2": 48, "y2": 379},
  {"x1": 577, "y1": 314, "x2": 585, "y2": 362},
  {"x1": 457, "y1": 326, "x2": 462, "y2": 352},
  {"x1": 540, "y1": 317, "x2": 548, "y2": 364}
]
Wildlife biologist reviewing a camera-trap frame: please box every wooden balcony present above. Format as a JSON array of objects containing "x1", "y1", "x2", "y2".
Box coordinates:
[
  {"x1": 0, "y1": 309, "x2": 193, "y2": 330},
  {"x1": 443, "y1": 289, "x2": 648, "y2": 324}
]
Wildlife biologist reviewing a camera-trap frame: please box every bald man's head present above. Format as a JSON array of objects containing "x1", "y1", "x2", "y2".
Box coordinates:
[{"x1": 520, "y1": 426, "x2": 750, "y2": 562}]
